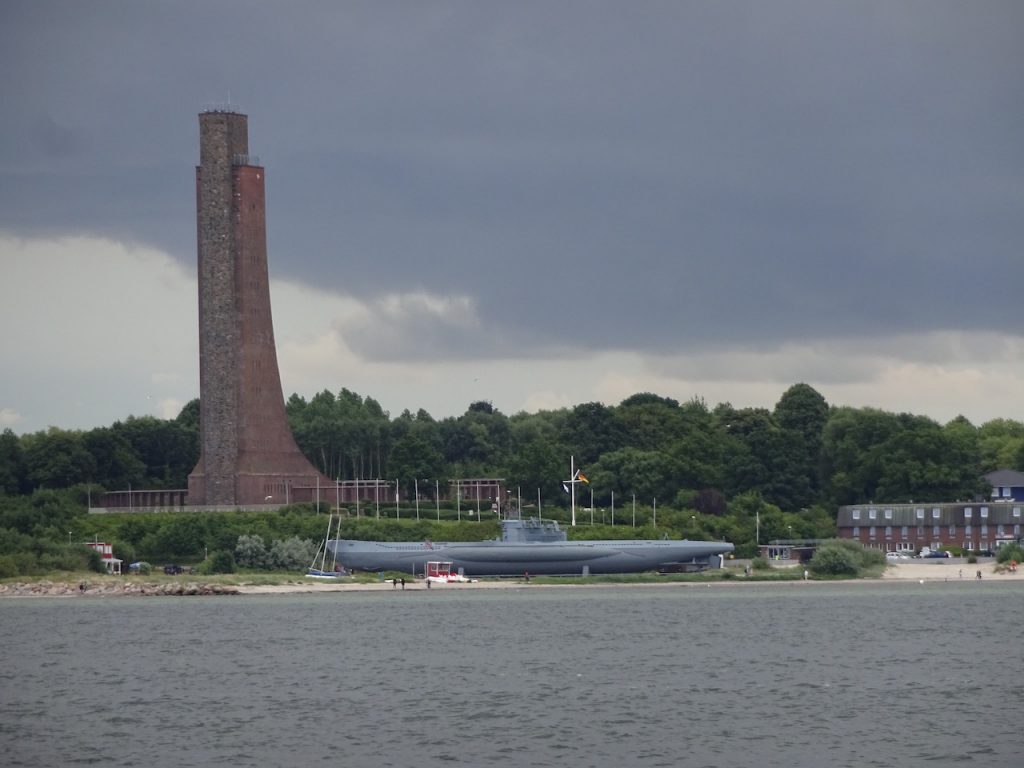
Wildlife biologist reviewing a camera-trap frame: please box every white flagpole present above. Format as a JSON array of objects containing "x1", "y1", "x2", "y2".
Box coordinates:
[{"x1": 570, "y1": 455, "x2": 577, "y2": 526}]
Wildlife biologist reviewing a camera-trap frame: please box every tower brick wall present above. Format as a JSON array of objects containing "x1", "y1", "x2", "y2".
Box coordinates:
[{"x1": 188, "y1": 110, "x2": 331, "y2": 507}]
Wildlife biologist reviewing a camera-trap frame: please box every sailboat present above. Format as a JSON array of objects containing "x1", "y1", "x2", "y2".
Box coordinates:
[{"x1": 306, "y1": 513, "x2": 346, "y2": 578}]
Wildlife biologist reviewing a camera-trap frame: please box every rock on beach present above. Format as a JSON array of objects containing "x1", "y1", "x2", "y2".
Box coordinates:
[{"x1": 0, "y1": 580, "x2": 240, "y2": 597}]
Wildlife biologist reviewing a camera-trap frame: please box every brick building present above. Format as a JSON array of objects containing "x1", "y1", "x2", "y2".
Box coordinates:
[{"x1": 837, "y1": 502, "x2": 1023, "y2": 553}]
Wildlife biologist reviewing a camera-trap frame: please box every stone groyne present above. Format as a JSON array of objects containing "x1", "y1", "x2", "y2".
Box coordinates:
[{"x1": 0, "y1": 580, "x2": 240, "y2": 597}]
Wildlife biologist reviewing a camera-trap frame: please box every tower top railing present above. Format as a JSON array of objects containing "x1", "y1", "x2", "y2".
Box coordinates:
[
  {"x1": 201, "y1": 103, "x2": 245, "y2": 116},
  {"x1": 232, "y1": 154, "x2": 261, "y2": 167}
]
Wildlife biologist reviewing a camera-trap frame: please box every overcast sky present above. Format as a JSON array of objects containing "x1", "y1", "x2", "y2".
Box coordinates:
[{"x1": 2, "y1": 1, "x2": 1022, "y2": 435}]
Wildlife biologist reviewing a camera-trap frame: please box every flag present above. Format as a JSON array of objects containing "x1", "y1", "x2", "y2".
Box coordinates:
[
  {"x1": 578, "y1": 471, "x2": 589, "y2": 484},
  {"x1": 562, "y1": 482, "x2": 570, "y2": 494}
]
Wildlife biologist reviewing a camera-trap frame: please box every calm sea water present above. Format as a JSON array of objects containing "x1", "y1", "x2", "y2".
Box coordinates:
[{"x1": 1, "y1": 582, "x2": 1020, "y2": 768}]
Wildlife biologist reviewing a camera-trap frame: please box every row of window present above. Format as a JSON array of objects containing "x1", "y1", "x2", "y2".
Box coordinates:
[
  {"x1": 852, "y1": 524, "x2": 1022, "y2": 538},
  {"x1": 851, "y1": 506, "x2": 1023, "y2": 521}
]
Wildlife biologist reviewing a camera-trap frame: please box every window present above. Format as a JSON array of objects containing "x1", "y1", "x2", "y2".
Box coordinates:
[
  {"x1": 916, "y1": 508, "x2": 925, "y2": 520},
  {"x1": 981, "y1": 524, "x2": 988, "y2": 536},
  {"x1": 998, "y1": 524, "x2": 1005, "y2": 536},
  {"x1": 932, "y1": 508, "x2": 941, "y2": 519},
  {"x1": 949, "y1": 524, "x2": 956, "y2": 536},
  {"x1": 852, "y1": 526, "x2": 860, "y2": 537},
  {"x1": 964, "y1": 508, "x2": 972, "y2": 519},
  {"x1": 1013, "y1": 507, "x2": 1021, "y2": 519},
  {"x1": 933, "y1": 525, "x2": 940, "y2": 537},
  {"x1": 885, "y1": 508, "x2": 893, "y2": 520},
  {"x1": 869, "y1": 526, "x2": 876, "y2": 538},
  {"x1": 1015, "y1": 524, "x2": 1021, "y2": 535},
  {"x1": 965, "y1": 524, "x2": 972, "y2": 535},
  {"x1": 981, "y1": 507, "x2": 989, "y2": 519},
  {"x1": 885, "y1": 526, "x2": 892, "y2": 538},
  {"x1": 852, "y1": 509, "x2": 861, "y2": 520},
  {"x1": 1002, "y1": 487, "x2": 1011, "y2": 498},
  {"x1": 869, "y1": 508, "x2": 877, "y2": 520},
  {"x1": 901, "y1": 525, "x2": 909, "y2": 538}
]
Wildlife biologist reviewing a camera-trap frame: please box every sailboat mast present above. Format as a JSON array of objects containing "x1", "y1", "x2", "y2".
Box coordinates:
[
  {"x1": 327, "y1": 514, "x2": 339, "y2": 572},
  {"x1": 318, "y1": 514, "x2": 331, "y2": 572}
]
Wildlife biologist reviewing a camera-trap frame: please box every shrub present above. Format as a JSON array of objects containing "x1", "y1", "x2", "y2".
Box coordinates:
[
  {"x1": 750, "y1": 556, "x2": 771, "y2": 570},
  {"x1": 235, "y1": 534, "x2": 269, "y2": 569},
  {"x1": 996, "y1": 543, "x2": 1024, "y2": 565},
  {"x1": 809, "y1": 542, "x2": 862, "y2": 577},
  {"x1": 269, "y1": 537, "x2": 317, "y2": 570},
  {"x1": 199, "y1": 548, "x2": 234, "y2": 573},
  {"x1": 0, "y1": 554, "x2": 17, "y2": 578}
]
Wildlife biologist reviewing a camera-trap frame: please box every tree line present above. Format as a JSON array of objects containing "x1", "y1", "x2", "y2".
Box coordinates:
[{"x1": 2, "y1": 382, "x2": 1023, "y2": 570}]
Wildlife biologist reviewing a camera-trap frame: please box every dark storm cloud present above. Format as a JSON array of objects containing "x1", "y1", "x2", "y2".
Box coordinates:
[{"x1": 2, "y1": 1, "x2": 1022, "y2": 360}]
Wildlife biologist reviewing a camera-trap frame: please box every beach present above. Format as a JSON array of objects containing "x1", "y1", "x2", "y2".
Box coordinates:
[
  {"x1": 878, "y1": 558, "x2": 1017, "y2": 582},
  {"x1": 1, "y1": 559, "x2": 1018, "y2": 597}
]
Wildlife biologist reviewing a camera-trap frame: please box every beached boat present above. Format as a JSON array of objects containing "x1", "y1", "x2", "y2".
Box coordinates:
[
  {"x1": 306, "y1": 514, "x2": 347, "y2": 579},
  {"x1": 424, "y1": 560, "x2": 477, "y2": 584}
]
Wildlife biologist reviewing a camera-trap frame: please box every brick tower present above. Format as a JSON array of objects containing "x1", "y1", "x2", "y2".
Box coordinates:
[{"x1": 187, "y1": 109, "x2": 331, "y2": 507}]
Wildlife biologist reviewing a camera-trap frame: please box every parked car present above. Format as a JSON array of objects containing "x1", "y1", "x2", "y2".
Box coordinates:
[
  {"x1": 163, "y1": 564, "x2": 184, "y2": 575},
  {"x1": 924, "y1": 550, "x2": 951, "y2": 558},
  {"x1": 886, "y1": 552, "x2": 909, "y2": 560}
]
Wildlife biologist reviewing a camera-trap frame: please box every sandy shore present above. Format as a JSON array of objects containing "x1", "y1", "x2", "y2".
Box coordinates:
[
  {"x1": 2, "y1": 560, "x2": 1019, "y2": 597},
  {"x1": 879, "y1": 558, "x2": 1018, "y2": 582},
  {"x1": 236, "y1": 560, "x2": 1021, "y2": 593},
  {"x1": 237, "y1": 559, "x2": 1022, "y2": 593}
]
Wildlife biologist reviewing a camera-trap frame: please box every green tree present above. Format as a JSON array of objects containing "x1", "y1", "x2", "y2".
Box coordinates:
[
  {"x1": 976, "y1": 418, "x2": 1024, "y2": 472},
  {"x1": 507, "y1": 413, "x2": 566, "y2": 505},
  {"x1": 112, "y1": 415, "x2": 198, "y2": 488},
  {"x1": 820, "y1": 407, "x2": 904, "y2": 505},
  {"x1": 0, "y1": 428, "x2": 27, "y2": 495},
  {"x1": 439, "y1": 402, "x2": 510, "y2": 476},
  {"x1": 563, "y1": 402, "x2": 623, "y2": 465},
  {"x1": 83, "y1": 427, "x2": 146, "y2": 490},
  {"x1": 774, "y1": 383, "x2": 829, "y2": 495},
  {"x1": 22, "y1": 428, "x2": 96, "y2": 489}
]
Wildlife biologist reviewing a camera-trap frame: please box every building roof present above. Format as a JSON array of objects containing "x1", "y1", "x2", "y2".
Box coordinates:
[{"x1": 985, "y1": 469, "x2": 1024, "y2": 488}]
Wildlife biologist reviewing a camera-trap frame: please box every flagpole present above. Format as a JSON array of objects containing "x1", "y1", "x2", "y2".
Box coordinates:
[{"x1": 570, "y1": 455, "x2": 577, "y2": 526}]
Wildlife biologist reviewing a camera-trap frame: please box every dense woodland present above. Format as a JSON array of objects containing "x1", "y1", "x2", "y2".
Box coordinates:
[{"x1": 2, "y1": 383, "x2": 1023, "y2": 574}]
